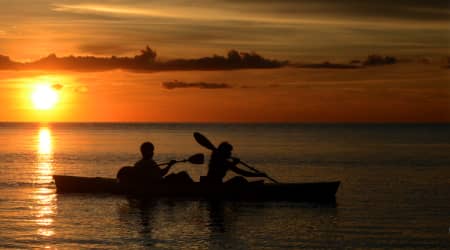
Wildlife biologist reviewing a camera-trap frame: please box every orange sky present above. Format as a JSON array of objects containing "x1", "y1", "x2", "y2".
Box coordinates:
[
  {"x1": 0, "y1": 1, "x2": 448, "y2": 122},
  {"x1": 0, "y1": 63, "x2": 448, "y2": 123}
]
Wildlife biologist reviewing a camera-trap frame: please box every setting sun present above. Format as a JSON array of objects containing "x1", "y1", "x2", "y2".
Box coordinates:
[{"x1": 31, "y1": 85, "x2": 59, "y2": 110}]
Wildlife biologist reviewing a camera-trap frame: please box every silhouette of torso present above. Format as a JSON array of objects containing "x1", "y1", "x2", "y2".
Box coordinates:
[
  {"x1": 134, "y1": 158, "x2": 163, "y2": 182},
  {"x1": 207, "y1": 153, "x2": 233, "y2": 183}
]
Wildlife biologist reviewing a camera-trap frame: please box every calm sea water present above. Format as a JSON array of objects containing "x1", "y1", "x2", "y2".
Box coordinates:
[{"x1": 0, "y1": 123, "x2": 449, "y2": 249}]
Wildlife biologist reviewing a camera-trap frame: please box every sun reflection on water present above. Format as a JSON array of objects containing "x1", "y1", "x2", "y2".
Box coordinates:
[
  {"x1": 38, "y1": 128, "x2": 52, "y2": 155},
  {"x1": 33, "y1": 126, "x2": 57, "y2": 238},
  {"x1": 36, "y1": 128, "x2": 54, "y2": 184}
]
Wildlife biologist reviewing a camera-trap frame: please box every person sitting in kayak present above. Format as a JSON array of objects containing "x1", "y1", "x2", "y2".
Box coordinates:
[
  {"x1": 117, "y1": 142, "x2": 176, "y2": 185},
  {"x1": 206, "y1": 142, "x2": 266, "y2": 184},
  {"x1": 134, "y1": 142, "x2": 176, "y2": 181}
]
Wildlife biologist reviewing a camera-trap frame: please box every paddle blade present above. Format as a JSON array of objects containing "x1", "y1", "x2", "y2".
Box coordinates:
[
  {"x1": 187, "y1": 153, "x2": 205, "y2": 164},
  {"x1": 193, "y1": 132, "x2": 216, "y2": 150}
]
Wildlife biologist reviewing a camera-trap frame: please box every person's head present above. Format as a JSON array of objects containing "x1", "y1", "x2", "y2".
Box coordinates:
[
  {"x1": 217, "y1": 142, "x2": 233, "y2": 158},
  {"x1": 140, "y1": 142, "x2": 154, "y2": 159}
]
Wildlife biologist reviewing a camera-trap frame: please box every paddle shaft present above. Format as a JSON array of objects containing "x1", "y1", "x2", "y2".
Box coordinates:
[
  {"x1": 237, "y1": 160, "x2": 279, "y2": 184},
  {"x1": 156, "y1": 153, "x2": 204, "y2": 167},
  {"x1": 156, "y1": 159, "x2": 187, "y2": 167}
]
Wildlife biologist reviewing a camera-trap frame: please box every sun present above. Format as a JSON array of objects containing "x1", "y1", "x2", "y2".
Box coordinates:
[{"x1": 31, "y1": 85, "x2": 59, "y2": 110}]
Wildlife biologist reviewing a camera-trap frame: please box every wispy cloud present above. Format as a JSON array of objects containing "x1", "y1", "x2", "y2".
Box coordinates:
[
  {"x1": 296, "y1": 62, "x2": 361, "y2": 69},
  {"x1": 52, "y1": 4, "x2": 170, "y2": 18},
  {"x1": 162, "y1": 80, "x2": 232, "y2": 90},
  {"x1": 51, "y1": 1, "x2": 449, "y2": 29},
  {"x1": 295, "y1": 54, "x2": 399, "y2": 69},
  {"x1": 51, "y1": 3, "x2": 315, "y2": 26}
]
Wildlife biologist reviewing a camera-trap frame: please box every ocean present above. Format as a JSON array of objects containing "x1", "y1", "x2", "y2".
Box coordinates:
[{"x1": 0, "y1": 123, "x2": 449, "y2": 249}]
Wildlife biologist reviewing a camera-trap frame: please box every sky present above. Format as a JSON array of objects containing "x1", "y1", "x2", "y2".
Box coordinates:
[
  {"x1": 0, "y1": 0, "x2": 448, "y2": 61},
  {"x1": 0, "y1": 0, "x2": 448, "y2": 122}
]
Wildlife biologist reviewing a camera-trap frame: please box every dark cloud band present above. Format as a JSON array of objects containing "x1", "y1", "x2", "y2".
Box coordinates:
[
  {"x1": 0, "y1": 47, "x2": 286, "y2": 72},
  {"x1": 162, "y1": 80, "x2": 232, "y2": 90}
]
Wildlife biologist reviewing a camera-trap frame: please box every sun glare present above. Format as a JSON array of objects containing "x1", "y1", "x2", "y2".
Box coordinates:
[{"x1": 32, "y1": 85, "x2": 59, "y2": 110}]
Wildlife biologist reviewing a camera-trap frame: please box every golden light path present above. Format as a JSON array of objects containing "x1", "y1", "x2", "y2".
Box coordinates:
[{"x1": 34, "y1": 127, "x2": 57, "y2": 239}]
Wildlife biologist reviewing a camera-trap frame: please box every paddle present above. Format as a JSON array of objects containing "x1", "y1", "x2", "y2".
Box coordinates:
[
  {"x1": 236, "y1": 160, "x2": 279, "y2": 184},
  {"x1": 117, "y1": 154, "x2": 204, "y2": 181},
  {"x1": 156, "y1": 153, "x2": 205, "y2": 167},
  {"x1": 193, "y1": 132, "x2": 217, "y2": 150},
  {"x1": 193, "y1": 132, "x2": 278, "y2": 183}
]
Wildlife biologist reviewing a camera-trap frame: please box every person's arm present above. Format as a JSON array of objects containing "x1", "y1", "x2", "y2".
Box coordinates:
[
  {"x1": 228, "y1": 159, "x2": 266, "y2": 177},
  {"x1": 160, "y1": 160, "x2": 177, "y2": 177}
]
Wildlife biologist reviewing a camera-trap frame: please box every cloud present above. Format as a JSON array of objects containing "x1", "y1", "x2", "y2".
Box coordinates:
[
  {"x1": 293, "y1": 55, "x2": 400, "y2": 69},
  {"x1": 162, "y1": 80, "x2": 232, "y2": 90},
  {"x1": 51, "y1": 1, "x2": 450, "y2": 27},
  {"x1": 52, "y1": 83, "x2": 63, "y2": 90},
  {"x1": 52, "y1": 4, "x2": 168, "y2": 18},
  {"x1": 296, "y1": 61, "x2": 361, "y2": 69},
  {"x1": 164, "y1": 50, "x2": 287, "y2": 70},
  {"x1": 0, "y1": 46, "x2": 286, "y2": 72},
  {"x1": 363, "y1": 55, "x2": 397, "y2": 66}
]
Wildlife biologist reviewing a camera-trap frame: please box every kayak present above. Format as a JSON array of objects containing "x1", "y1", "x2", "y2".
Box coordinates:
[{"x1": 53, "y1": 175, "x2": 340, "y2": 202}]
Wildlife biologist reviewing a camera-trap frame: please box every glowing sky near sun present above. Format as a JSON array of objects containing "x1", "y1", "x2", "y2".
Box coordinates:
[{"x1": 0, "y1": 64, "x2": 448, "y2": 123}]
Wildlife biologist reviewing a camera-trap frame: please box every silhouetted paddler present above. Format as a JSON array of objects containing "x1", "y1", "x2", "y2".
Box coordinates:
[
  {"x1": 206, "y1": 142, "x2": 266, "y2": 184},
  {"x1": 117, "y1": 142, "x2": 176, "y2": 185}
]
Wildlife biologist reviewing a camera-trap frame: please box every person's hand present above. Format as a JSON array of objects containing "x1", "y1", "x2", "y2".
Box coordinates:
[{"x1": 168, "y1": 160, "x2": 177, "y2": 167}]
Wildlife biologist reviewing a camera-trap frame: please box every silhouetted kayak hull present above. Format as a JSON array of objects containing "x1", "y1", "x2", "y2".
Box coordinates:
[{"x1": 53, "y1": 175, "x2": 340, "y2": 202}]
